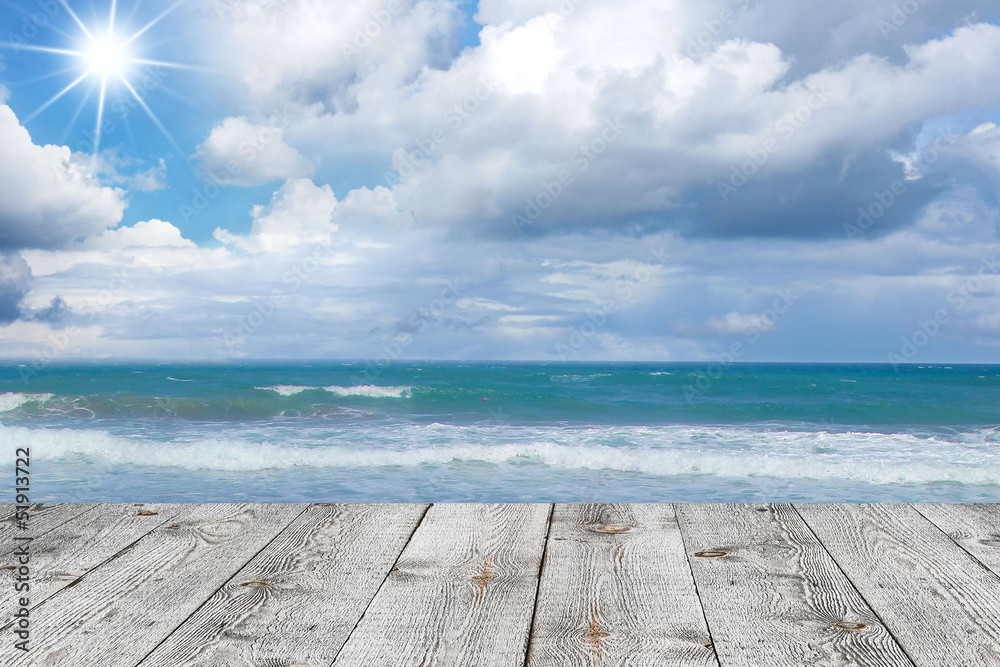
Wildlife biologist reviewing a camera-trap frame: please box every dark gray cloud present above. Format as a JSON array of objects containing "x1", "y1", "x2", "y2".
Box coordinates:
[{"x1": 0, "y1": 252, "x2": 31, "y2": 323}]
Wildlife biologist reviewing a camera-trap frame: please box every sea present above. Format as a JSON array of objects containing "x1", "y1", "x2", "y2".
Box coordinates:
[{"x1": 1, "y1": 361, "x2": 999, "y2": 503}]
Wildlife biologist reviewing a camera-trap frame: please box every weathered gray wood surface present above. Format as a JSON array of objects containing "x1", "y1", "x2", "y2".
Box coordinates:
[
  {"x1": 2, "y1": 504, "x2": 306, "y2": 667},
  {"x1": 0, "y1": 503, "x2": 182, "y2": 613},
  {"x1": 4, "y1": 503, "x2": 1000, "y2": 667},
  {"x1": 915, "y1": 503, "x2": 1000, "y2": 576},
  {"x1": 0, "y1": 504, "x2": 96, "y2": 546},
  {"x1": 137, "y1": 504, "x2": 428, "y2": 667},
  {"x1": 797, "y1": 503, "x2": 1000, "y2": 667},
  {"x1": 527, "y1": 504, "x2": 716, "y2": 667},
  {"x1": 677, "y1": 504, "x2": 913, "y2": 667},
  {"x1": 332, "y1": 503, "x2": 551, "y2": 667}
]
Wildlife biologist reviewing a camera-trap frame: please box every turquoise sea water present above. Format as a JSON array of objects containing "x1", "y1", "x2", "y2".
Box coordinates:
[{"x1": 2, "y1": 362, "x2": 999, "y2": 502}]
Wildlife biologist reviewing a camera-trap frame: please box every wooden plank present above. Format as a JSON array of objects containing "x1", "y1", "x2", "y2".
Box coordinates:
[
  {"x1": 677, "y1": 504, "x2": 913, "y2": 667},
  {"x1": 915, "y1": 504, "x2": 1000, "y2": 576},
  {"x1": 526, "y1": 504, "x2": 717, "y2": 667},
  {"x1": 0, "y1": 504, "x2": 184, "y2": 612},
  {"x1": 0, "y1": 503, "x2": 306, "y2": 667},
  {"x1": 797, "y1": 503, "x2": 1000, "y2": 666},
  {"x1": 332, "y1": 503, "x2": 551, "y2": 667},
  {"x1": 0, "y1": 504, "x2": 96, "y2": 545},
  {"x1": 137, "y1": 503, "x2": 428, "y2": 667}
]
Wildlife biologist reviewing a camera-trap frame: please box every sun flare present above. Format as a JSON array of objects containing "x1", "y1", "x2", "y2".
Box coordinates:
[
  {"x1": 84, "y1": 36, "x2": 130, "y2": 77},
  {"x1": 1, "y1": 0, "x2": 199, "y2": 155}
]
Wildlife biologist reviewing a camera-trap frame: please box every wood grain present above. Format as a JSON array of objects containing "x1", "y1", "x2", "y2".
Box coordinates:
[
  {"x1": 797, "y1": 503, "x2": 1000, "y2": 666},
  {"x1": 0, "y1": 503, "x2": 182, "y2": 613},
  {"x1": 0, "y1": 503, "x2": 305, "y2": 667},
  {"x1": 332, "y1": 503, "x2": 551, "y2": 667},
  {"x1": 915, "y1": 504, "x2": 1000, "y2": 576},
  {"x1": 677, "y1": 504, "x2": 913, "y2": 667},
  {"x1": 527, "y1": 503, "x2": 717, "y2": 667},
  {"x1": 0, "y1": 504, "x2": 96, "y2": 546},
  {"x1": 137, "y1": 503, "x2": 428, "y2": 667}
]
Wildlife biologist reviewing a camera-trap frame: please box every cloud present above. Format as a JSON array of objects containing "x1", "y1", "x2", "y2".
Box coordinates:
[
  {"x1": 194, "y1": 116, "x2": 316, "y2": 186},
  {"x1": 705, "y1": 311, "x2": 777, "y2": 336},
  {"x1": 0, "y1": 253, "x2": 31, "y2": 323},
  {"x1": 0, "y1": 104, "x2": 126, "y2": 249},
  {"x1": 202, "y1": 0, "x2": 1000, "y2": 241},
  {"x1": 214, "y1": 178, "x2": 338, "y2": 251},
  {"x1": 84, "y1": 220, "x2": 197, "y2": 250}
]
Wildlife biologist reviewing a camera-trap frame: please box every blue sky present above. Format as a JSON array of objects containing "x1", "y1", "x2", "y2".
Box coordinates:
[{"x1": 1, "y1": 0, "x2": 1000, "y2": 362}]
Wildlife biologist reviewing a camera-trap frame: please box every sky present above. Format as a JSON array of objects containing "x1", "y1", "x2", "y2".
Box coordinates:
[{"x1": 1, "y1": 0, "x2": 1000, "y2": 363}]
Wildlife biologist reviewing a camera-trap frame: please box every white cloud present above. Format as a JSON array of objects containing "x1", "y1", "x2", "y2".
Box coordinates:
[
  {"x1": 203, "y1": 2, "x2": 1000, "y2": 233},
  {"x1": 0, "y1": 104, "x2": 126, "y2": 249},
  {"x1": 194, "y1": 116, "x2": 316, "y2": 186},
  {"x1": 704, "y1": 311, "x2": 777, "y2": 336},
  {"x1": 84, "y1": 220, "x2": 196, "y2": 251},
  {"x1": 214, "y1": 178, "x2": 339, "y2": 251}
]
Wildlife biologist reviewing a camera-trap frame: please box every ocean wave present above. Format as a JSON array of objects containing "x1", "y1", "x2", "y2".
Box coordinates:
[
  {"x1": 0, "y1": 393, "x2": 54, "y2": 413},
  {"x1": 11, "y1": 422, "x2": 1000, "y2": 486},
  {"x1": 256, "y1": 385, "x2": 412, "y2": 398}
]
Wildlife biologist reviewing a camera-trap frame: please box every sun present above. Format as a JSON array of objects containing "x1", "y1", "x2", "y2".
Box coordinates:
[
  {"x1": 84, "y1": 35, "x2": 131, "y2": 78},
  {"x1": 1, "y1": 0, "x2": 200, "y2": 155}
]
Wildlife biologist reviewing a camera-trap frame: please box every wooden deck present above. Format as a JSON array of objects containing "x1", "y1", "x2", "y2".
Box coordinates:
[{"x1": 2, "y1": 504, "x2": 1000, "y2": 666}]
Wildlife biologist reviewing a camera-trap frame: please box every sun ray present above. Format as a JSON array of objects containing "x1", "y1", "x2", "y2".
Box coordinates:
[
  {"x1": 109, "y1": 0, "x2": 118, "y2": 31},
  {"x1": 118, "y1": 73, "x2": 187, "y2": 159},
  {"x1": 124, "y1": 0, "x2": 185, "y2": 47},
  {"x1": 56, "y1": 0, "x2": 93, "y2": 40},
  {"x1": 24, "y1": 70, "x2": 90, "y2": 123},
  {"x1": 128, "y1": 57, "x2": 209, "y2": 72},
  {"x1": 0, "y1": 43, "x2": 83, "y2": 57},
  {"x1": 18, "y1": 65, "x2": 81, "y2": 85},
  {"x1": 93, "y1": 75, "x2": 107, "y2": 155}
]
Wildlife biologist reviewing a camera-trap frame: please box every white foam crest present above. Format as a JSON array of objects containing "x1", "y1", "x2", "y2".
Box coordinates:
[
  {"x1": 0, "y1": 393, "x2": 54, "y2": 413},
  {"x1": 256, "y1": 385, "x2": 315, "y2": 396},
  {"x1": 9, "y1": 422, "x2": 1000, "y2": 485},
  {"x1": 256, "y1": 385, "x2": 412, "y2": 398},
  {"x1": 322, "y1": 385, "x2": 412, "y2": 398}
]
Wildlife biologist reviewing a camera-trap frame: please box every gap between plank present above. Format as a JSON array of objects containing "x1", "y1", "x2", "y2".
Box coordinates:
[
  {"x1": 910, "y1": 504, "x2": 1000, "y2": 578},
  {"x1": 790, "y1": 504, "x2": 919, "y2": 667},
  {"x1": 520, "y1": 503, "x2": 555, "y2": 667},
  {"x1": 672, "y1": 504, "x2": 723, "y2": 667},
  {"x1": 0, "y1": 507, "x2": 185, "y2": 633},
  {"x1": 323, "y1": 503, "x2": 433, "y2": 667},
  {"x1": 132, "y1": 503, "x2": 313, "y2": 667}
]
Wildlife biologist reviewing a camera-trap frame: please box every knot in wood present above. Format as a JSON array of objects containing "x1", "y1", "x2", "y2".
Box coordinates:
[
  {"x1": 833, "y1": 621, "x2": 867, "y2": 632},
  {"x1": 592, "y1": 524, "x2": 631, "y2": 534},
  {"x1": 694, "y1": 550, "x2": 729, "y2": 558}
]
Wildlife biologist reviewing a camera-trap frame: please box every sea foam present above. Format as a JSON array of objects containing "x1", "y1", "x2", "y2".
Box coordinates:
[
  {"x1": 257, "y1": 385, "x2": 412, "y2": 398},
  {"x1": 0, "y1": 393, "x2": 53, "y2": 413},
  {"x1": 12, "y1": 422, "x2": 1000, "y2": 486}
]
